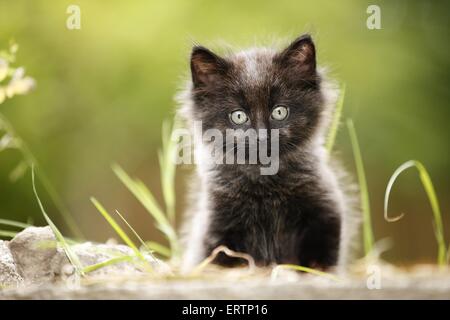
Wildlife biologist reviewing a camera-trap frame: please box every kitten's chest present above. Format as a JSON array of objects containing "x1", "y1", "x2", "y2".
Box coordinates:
[
  {"x1": 212, "y1": 175, "x2": 306, "y2": 222},
  {"x1": 209, "y1": 186, "x2": 303, "y2": 264},
  {"x1": 212, "y1": 179, "x2": 305, "y2": 228}
]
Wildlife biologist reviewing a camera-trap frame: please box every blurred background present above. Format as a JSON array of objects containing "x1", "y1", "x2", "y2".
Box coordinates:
[{"x1": 0, "y1": 0, "x2": 448, "y2": 265}]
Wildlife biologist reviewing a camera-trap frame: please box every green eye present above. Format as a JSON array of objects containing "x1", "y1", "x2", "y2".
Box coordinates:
[
  {"x1": 230, "y1": 110, "x2": 248, "y2": 125},
  {"x1": 271, "y1": 105, "x2": 289, "y2": 121}
]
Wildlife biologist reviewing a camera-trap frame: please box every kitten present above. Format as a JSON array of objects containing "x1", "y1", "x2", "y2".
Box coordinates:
[{"x1": 178, "y1": 34, "x2": 353, "y2": 272}]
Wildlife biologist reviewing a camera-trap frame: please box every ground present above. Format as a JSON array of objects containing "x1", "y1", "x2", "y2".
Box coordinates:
[{"x1": 1, "y1": 227, "x2": 449, "y2": 299}]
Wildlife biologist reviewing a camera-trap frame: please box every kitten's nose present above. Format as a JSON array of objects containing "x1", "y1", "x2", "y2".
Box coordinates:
[
  {"x1": 255, "y1": 118, "x2": 267, "y2": 131},
  {"x1": 255, "y1": 122, "x2": 269, "y2": 142}
]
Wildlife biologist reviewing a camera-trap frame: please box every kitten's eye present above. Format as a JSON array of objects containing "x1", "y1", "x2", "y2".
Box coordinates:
[
  {"x1": 271, "y1": 105, "x2": 289, "y2": 121},
  {"x1": 230, "y1": 110, "x2": 248, "y2": 125}
]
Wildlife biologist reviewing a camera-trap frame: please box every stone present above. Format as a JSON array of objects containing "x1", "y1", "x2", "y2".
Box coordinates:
[
  {"x1": 8, "y1": 226, "x2": 59, "y2": 284},
  {"x1": 0, "y1": 240, "x2": 23, "y2": 288},
  {"x1": 4, "y1": 226, "x2": 167, "y2": 287}
]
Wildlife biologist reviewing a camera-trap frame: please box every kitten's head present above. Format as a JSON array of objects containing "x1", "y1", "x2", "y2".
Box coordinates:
[{"x1": 183, "y1": 34, "x2": 334, "y2": 168}]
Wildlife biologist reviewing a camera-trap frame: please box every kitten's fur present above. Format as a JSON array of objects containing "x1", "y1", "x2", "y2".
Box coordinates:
[{"x1": 178, "y1": 34, "x2": 355, "y2": 272}]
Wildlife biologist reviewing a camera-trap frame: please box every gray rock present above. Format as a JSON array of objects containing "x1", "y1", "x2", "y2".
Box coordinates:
[
  {"x1": 0, "y1": 240, "x2": 23, "y2": 288},
  {"x1": 4, "y1": 226, "x2": 167, "y2": 287},
  {"x1": 8, "y1": 226, "x2": 59, "y2": 285}
]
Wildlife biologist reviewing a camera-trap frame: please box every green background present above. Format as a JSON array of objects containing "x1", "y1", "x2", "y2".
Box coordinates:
[{"x1": 0, "y1": 0, "x2": 448, "y2": 264}]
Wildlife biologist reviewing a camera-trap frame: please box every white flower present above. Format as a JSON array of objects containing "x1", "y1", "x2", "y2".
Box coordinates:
[
  {"x1": 11, "y1": 67, "x2": 25, "y2": 81},
  {"x1": 5, "y1": 67, "x2": 35, "y2": 98}
]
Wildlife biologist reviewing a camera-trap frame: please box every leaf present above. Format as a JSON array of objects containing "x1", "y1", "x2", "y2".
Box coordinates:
[
  {"x1": 347, "y1": 119, "x2": 374, "y2": 256},
  {"x1": 0, "y1": 230, "x2": 17, "y2": 238},
  {"x1": 112, "y1": 163, "x2": 179, "y2": 258},
  {"x1": 32, "y1": 166, "x2": 84, "y2": 276},
  {"x1": 90, "y1": 197, "x2": 151, "y2": 267},
  {"x1": 0, "y1": 218, "x2": 31, "y2": 229},
  {"x1": 384, "y1": 160, "x2": 447, "y2": 266},
  {"x1": 114, "y1": 209, "x2": 152, "y2": 255},
  {"x1": 82, "y1": 255, "x2": 135, "y2": 274},
  {"x1": 271, "y1": 264, "x2": 343, "y2": 282},
  {"x1": 145, "y1": 241, "x2": 171, "y2": 258}
]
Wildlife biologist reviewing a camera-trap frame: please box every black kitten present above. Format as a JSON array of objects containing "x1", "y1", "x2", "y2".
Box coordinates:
[{"x1": 178, "y1": 34, "x2": 353, "y2": 271}]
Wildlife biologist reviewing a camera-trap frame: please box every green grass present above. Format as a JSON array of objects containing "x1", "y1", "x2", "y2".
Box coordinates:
[
  {"x1": 112, "y1": 163, "x2": 180, "y2": 259},
  {"x1": 0, "y1": 230, "x2": 17, "y2": 238},
  {"x1": 2, "y1": 45, "x2": 448, "y2": 282},
  {"x1": 145, "y1": 241, "x2": 172, "y2": 258},
  {"x1": 0, "y1": 218, "x2": 30, "y2": 239},
  {"x1": 271, "y1": 264, "x2": 343, "y2": 282},
  {"x1": 90, "y1": 197, "x2": 150, "y2": 266},
  {"x1": 384, "y1": 160, "x2": 448, "y2": 266},
  {"x1": 114, "y1": 209, "x2": 150, "y2": 252},
  {"x1": 347, "y1": 119, "x2": 375, "y2": 256},
  {"x1": 32, "y1": 167, "x2": 84, "y2": 276},
  {"x1": 111, "y1": 118, "x2": 181, "y2": 260},
  {"x1": 82, "y1": 255, "x2": 135, "y2": 274},
  {"x1": 326, "y1": 83, "x2": 346, "y2": 152},
  {"x1": 0, "y1": 218, "x2": 30, "y2": 229}
]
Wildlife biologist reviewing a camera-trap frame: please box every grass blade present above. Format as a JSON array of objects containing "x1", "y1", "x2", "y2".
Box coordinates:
[
  {"x1": 145, "y1": 241, "x2": 172, "y2": 258},
  {"x1": 347, "y1": 119, "x2": 374, "y2": 255},
  {"x1": 384, "y1": 160, "x2": 447, "y2": 266},
  {"x1": 82, "y1": 255, "x2": 134, "y2": 274},
  {"x1": 271, "y1": 264, "x2": 343, "y2": 282},
  {"x1": 0, "y1": 218, "x2": 30, "y2": 229},
  {"x1": 326, "y1": 83, "x2": 346, "y2": 152},
  {"x1": 113, "y1": 164, "x2": 167, "y2": 228},
  {"x1": 114, "y1": 209, "x2": 150, "y2": 252},
  {"x1": 0, "y1": 230, "x2": 17, "y2": 238},
  {"x1": 112, "y1": 163, "x2": 180, "y2": 258},
  {"x1": 90, "y1": 197, "x2": 150, "y2": 267},
  {"x1": 32, "y1": 167, "x2": 84, "y2": 276}
]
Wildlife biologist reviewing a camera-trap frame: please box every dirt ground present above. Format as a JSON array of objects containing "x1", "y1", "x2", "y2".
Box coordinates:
[{"x1": 1, "y1": 227, "x2": 449, "y2": 300}]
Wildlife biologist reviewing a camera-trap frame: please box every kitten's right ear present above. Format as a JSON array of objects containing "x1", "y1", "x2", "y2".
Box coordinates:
[
  {"x1": 276, "y1": 34, "x2": 316, "y2": 78},
  {"x1": 191, "y1": 46, "x2": 229, "y2": 88}
]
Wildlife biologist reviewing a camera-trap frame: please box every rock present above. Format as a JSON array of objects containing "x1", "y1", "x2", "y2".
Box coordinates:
[
  {"x1": 8, "y1": 226, "x2": 60, "y2": 285},
  {"x1": 69, "y1": 242, "x2": 162, "y2": 276},
  {"x1": 0, "y1": 240, "x2": 23, "y2": 288},
  {"x1": 4, "y1": 226, "x2": 167, "y2": 287}
]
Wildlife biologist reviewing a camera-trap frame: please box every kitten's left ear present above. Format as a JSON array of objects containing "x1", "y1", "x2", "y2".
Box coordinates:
[
  {"x1": 190, "y1": 46, "x2": 229, "y2": 89},
  {"x1": 276, "y1": 34, "x2": 316, "y2": 77}
]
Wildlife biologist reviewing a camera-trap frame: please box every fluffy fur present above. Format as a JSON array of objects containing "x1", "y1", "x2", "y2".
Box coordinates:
[{"x1": 177, "y1": 34, "x2": 356, "y2": 272}]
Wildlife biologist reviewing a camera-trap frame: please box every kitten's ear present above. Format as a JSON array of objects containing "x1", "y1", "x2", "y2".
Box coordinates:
[
  {"x1": 277, "y1": 34, "x2": 316, "y2": 77},
  {"x1": 191, "y1": 46, "x2": 229, "y2": 88}
]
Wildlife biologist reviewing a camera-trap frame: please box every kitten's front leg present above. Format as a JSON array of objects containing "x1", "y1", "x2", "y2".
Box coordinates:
[{"x1": 297, "y1": 210, "x2": 341, "y2": 270}]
